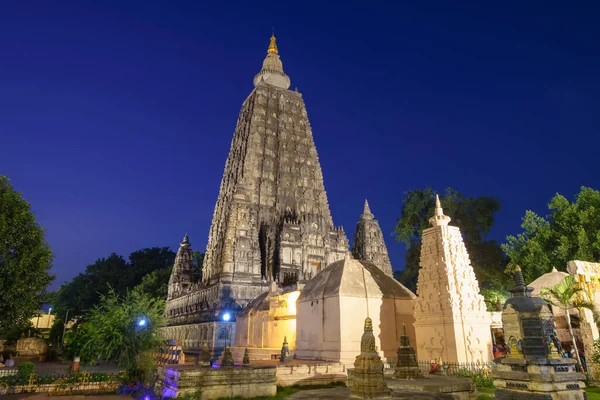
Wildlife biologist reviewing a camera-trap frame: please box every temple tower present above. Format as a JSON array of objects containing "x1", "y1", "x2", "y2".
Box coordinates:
[
  {"x1": 163, "y1": 35, "x2": 348, "y2": 354},
  {"x1": 201, "y1": 33, "x2": 348, "y2": 299},
  {"x1": 167, "y1": 234, "x2": 194, "y2": 301},
  {"x1": 352, "y1": 200, "x2": 393, "y2": 276},
  {"x1": 413, "y1": 196, "x2": 492, "y2": 363}
]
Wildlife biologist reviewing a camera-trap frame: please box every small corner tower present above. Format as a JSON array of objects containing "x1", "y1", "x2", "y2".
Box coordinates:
[
  {"x1": 414, "y1": 196, "x2": 492, "y2": 363},
  {"x1": 167, "y1": 234, "x2": 194, "y2": 301},
  {"x1": 352, "y1": 200, "x2": 393, "y2": 276}
]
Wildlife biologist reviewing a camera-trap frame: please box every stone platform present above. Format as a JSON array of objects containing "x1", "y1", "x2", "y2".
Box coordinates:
[
  {"x1": 230, "y1": 346, "x2": 281, "y2": 362},
  {"x1": 287, "y1": 386, "x2": 462, "y2": 399},
  {"x1": 156, "y1": 364, "x2": 277, "y2": 400},
  {"x1": 211, "y1": 358, "x2": 348, "y2": 387},
  {"x1": 386, "y1": 375, "x2": 475, "y2": 400}
]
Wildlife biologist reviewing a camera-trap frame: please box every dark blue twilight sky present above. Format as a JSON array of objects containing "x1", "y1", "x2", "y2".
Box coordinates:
[{"x1": 1, "y1": 2, "x2": 599, "y2": 290}]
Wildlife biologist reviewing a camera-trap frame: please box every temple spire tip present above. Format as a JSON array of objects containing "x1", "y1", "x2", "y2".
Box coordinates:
[{"x1": 268, "y1": 32, "x2": 278, "y2": 55}]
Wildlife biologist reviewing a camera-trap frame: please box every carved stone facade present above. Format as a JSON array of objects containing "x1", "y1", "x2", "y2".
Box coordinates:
[
  {"x1": 352, "y1": 200, "x2": 393, "y2": 276},
  {"x1": 414, "y1": 196, "x2": 492, "y2": 363},
  {"x1": 163, "y1": 35, "x2": 348, "y2": 352}
]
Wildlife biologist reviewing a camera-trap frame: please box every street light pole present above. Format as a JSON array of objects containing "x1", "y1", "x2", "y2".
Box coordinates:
[{"x1": 61, "y1": 309, "x2": 69, "y2": 349}]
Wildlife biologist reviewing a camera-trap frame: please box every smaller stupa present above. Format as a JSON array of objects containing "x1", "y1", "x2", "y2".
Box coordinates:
[
  {"x1": 394, "y1": 323, "x2": 422, "y2": 379},
  {"x1": 493, "y1": 266, "x2": 586, "y2": 400},
  {"x1": 220, "y1": 346, "x2": 235, "y2": 368},
  {"x1": 280, "y1": 336, "x2": 292, "y2": 363},
  {"x1": 242, "y1": 347, "x2": 250, "y2": 366},
  {"x1": 350, "y1": 317, "x2": 390, "y2": 399}
]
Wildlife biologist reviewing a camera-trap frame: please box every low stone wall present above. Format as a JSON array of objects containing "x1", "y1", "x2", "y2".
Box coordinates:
[
  {"x1": 2, "y1": 382, "x2": 119, "y2": 396},
  {"x1": 156, "y1": 364, "x2": 277, "y2": 399},
  {"x1": 275, "y1": 363, "x2": 347, "y2": 387}
]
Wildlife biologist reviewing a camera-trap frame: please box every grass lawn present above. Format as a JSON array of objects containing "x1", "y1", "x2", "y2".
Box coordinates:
[{"x1": 586, "y1": 386, "x2": 600, "y2": 400}]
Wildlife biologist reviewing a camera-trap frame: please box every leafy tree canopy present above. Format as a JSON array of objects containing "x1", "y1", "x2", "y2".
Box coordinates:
[
  {"x1": 0, "y1": 175, "x2": 54, "y2": 333},
  {"x1": 394, "y1": 187, "x2": 509, "y2": 303},
  {"x1": 503, "y1": 186, "x2": 600, "y2": 283},
  {"x1": 53, "y1": 247, "x2": 176, "y2": 322},
  {"x1": 66, "y1": 288, "x2": 165, "y2": 372}
]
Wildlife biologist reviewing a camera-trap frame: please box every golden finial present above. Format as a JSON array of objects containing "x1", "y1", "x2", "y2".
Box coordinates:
[
  {"x1": 515, "y1": 265, "x2": 522, "y2": 272},
  {"x1": 402, "y1": 322, "x2": 407, "y2": 336},
  {"x1": 268, "y1": 33, "x2": 278, "y2": 55},
  {"x1": 364, "y1": 317, "x2": 373, "y2": 332}
]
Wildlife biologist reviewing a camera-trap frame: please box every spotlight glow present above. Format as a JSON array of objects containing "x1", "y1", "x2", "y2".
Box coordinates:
[
  {"x1": 223, "y1": 313, "x2": 231, "y2": 322},
  {"x1": 138, "y1": 318, "x2": 147, "y2": 327}
]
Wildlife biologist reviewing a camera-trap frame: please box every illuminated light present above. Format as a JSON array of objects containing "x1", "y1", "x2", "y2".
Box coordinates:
[
  {"x1": 285, "y1": 291, "x2": 300, "y2": 315},
  {"x1": 138, "y1": 319, "x2": 147, "y2": 327},
  {"x1": 223, "y1": 313, "x2": 231, "y2": 322}
]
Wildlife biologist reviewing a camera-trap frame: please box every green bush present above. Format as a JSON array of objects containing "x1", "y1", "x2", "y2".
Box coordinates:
[
  {"x1": 456, "y1": 368, "x2": 494, "y2": 389},
  {"x1": 17, "y1": 362, "x2": 36, "y2": 384}
]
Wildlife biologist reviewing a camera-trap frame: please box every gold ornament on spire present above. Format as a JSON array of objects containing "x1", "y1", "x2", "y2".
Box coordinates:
[{"x1": 268, "y1": 34, "x2": 278, "y2": 55}]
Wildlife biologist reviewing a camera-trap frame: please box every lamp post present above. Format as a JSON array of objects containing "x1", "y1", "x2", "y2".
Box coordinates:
[
  {"x1": 222, "y1": 312, "x2": 231, "y2": 348},
  {"x1": 47, "y1": 307, "x2": 52, "y2": 329},
  {"x1": 61, "y1": 309, "x2": 69, "y2": 350}
]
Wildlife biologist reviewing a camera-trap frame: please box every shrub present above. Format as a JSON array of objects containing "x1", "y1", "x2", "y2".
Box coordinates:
[
  {"x1": 17, "y1": 362, "x2": 36, "y2": 384},
  {"x1": 456, "y1": 368, "x2": 494, "y2": 389}
]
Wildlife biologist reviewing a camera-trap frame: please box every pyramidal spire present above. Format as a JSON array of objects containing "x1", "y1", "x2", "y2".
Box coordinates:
[
  {"x1": 429, "y1": 194, "x2": 451, "y2": 227},
  {"x1": 253, "y1": 33, "x2": 291, "y2": 89},
  {"x1": 361, "y1": 199, "x2": 374, "y2": 220},
  {"x1": 181, "y1": 233, "x2": 190, "y2": 246}
]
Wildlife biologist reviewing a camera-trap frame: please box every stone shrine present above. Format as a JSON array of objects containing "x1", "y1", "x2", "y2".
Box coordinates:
[
  {"x1": 15, "y1": 335, "x2": 48, "y2": 362},
  {"x1": 352, "y1": 200, "x2": 393, "y2": 277},
  {"x1": 394, "y1": 323, "x2": 422, "y2": 380},
  {"x1": 349, "y1": 317, "x2": 390, "y2": 399},
  {"x1": 295, "y1": 253, "x2": 416, "y2": 365},
  {"x1": 493, "y1": 266, "x2": 586, "y2": 400},
  {"x1": 414, "y1": 195, "x2": 492, "y2": 363},
  {"x1": 163, "y1": 34, "x2": 348, "y2": 353}
]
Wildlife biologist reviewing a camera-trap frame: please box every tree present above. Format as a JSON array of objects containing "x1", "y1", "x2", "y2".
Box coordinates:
[
  {"x1": 394, "y1": 187, "x2": 509, "y2": 299},
  {"x1": 68, "y1": 288, "x2": 165, "y2": 382},
  {"x1": 192, "y1": 251, "x2": 204, "y2": 282},
  {"x1": 540, "y1": 275, "x2": 595, "y2": 373},
  {"x1": 134, "y1": 266, "x2": 172, "y2": 300},
  {"x1": 0, "y1": 175, "x2": 54, "y2": 333},
  {"x1": 503, "y1": 187, "x2": 600, "y2": 283},
  {"x1": 53, "y1": 247, "x2": 176, "y2": 323}
]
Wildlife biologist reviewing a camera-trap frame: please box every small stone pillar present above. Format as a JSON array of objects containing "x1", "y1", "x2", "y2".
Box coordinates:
[
  {"x1": 220, "y1": 346, "x2": 234, "y2": 368},
  {"x1": 243, "y1": 347, "x2": 250, "y2": 366},
  {"x1": 280, "y1": 336, "x2": 292, "y2": 363},
  {"x1": 72, "y1": 356, "x2": 80, "y2": 373},
  {"x1": 350, "y1": 317, "x2": 390, "y2": 399},
  {"x1": 394, "y1": 323, "x2": 422, "y2": 379}
]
